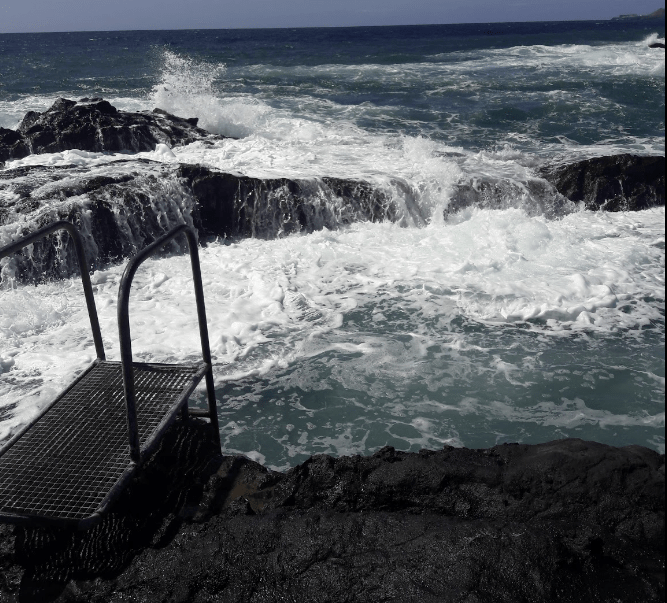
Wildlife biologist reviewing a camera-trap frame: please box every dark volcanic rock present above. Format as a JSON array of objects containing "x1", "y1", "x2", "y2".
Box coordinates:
[
  {"x1": 181, "y1": 164, "x2": 396, "y2": 240},
  {"x1": 0, "y1": 98, "x2": 215, "y2": 162},
  {"x1": 539, "y1": 154, "x2": 665, "y2": 211},
  {"x1": 2, "y1": 152, "x2": 664, "y2": 283},
  {"x1": 448, "y1": 175, "x2": 576, "y2": 218},
  {"x1": 0, "y1": 160, "x2": 198, "y2": 282},
  {"x1": 1, "y1": 100, "x2": 664, "y2": 285},
  {"x1": 0, "y1": 162, "x2": 398, "y2": 282},
  {"x1": 0, "y1": 129, "x2": 30, "y2": 164},
  {"x1": 649, "y1": 42, "x2": 666, "y2": 48},
  {"x1": 0, "y1": 436, "x2": 663, "y2": 602}
]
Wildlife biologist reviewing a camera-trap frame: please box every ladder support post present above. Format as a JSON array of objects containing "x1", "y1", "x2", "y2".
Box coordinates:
[{"x1": 117, "y1": 224, "x2": 221, "y2": 458}]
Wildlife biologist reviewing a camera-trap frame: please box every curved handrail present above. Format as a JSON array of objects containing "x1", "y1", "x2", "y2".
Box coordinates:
[
  {"x1": 0, "y1": 221, "x2": 105, "y2": 360},
  {"x1": 117, "y1": 224, "x2": 218, "y2": 461}
]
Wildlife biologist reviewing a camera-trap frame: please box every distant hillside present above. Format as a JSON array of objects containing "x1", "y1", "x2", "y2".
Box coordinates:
[{"x1": 611, "y1": 8, "x2": 665, "y2": 20}]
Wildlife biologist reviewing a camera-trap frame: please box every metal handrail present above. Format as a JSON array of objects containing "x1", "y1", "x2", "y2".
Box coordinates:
[
  {"x1": 0, "y1": 221, "x2": 106, "y2": 361},
  {"x1": 117, "y1": 224, "x2": 220, "y2": 462}
]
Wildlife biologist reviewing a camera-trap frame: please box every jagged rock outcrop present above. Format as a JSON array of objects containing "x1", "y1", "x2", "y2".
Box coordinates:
[
  {"x1": 0, "y1": 100, "x2": 665, "y2": 284},
  {"x1": 0, "y1": 97, "x2": 216, "y2": 162},
  {"x1": 419, "y1": 152, "x2": 666, "y2": 218},
  {"x1": 538, "y1": 154, "x2": 665, "y2": 211},
  {"x1": 0, "y1": 423, "x2": 663, "y2": 603},
  {"x1": 2, "y1": 150, "x2": 665, "y2": 283}
]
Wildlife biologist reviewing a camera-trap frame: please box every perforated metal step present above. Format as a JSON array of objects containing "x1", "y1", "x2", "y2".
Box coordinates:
[{"x1": 0, "y1": 360, "x2": 207, "y2": 527}]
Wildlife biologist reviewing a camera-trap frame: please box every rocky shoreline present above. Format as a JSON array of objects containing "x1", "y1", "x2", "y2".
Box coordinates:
[
  {"x1": 0, "y1": 99, "x2": 664, "y2": 282},
  {"x1": 0, "y1": 419, "x2": 663, "y2": 602},
  {"x1": 0, "y1": 98, "x2": 219, "y2": 162}
]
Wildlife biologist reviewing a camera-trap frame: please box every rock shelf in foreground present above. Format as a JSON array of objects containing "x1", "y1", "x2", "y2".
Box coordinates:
[{"x1": 0, "y1": 420, "x2": 663, "y2": 602}]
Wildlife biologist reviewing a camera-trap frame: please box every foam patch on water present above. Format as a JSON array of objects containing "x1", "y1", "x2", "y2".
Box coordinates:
[{"x1": 428, "y1": 35, "x2": 666, "y2": 78}]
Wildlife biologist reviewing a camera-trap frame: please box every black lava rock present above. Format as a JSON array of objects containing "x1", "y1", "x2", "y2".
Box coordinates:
[
  {"x1": 539, "y1": 154, "x2": 665, "y2": 211},
  {"x1": 0, "y1": 162, "x2": 399, "y2": 282},
  {"x1": 180, "y1": 164, "x2": 396, "y2": 240},
  {"x1": 0, "y1": 98, "x2": 216, "y2": 162},
  {"x1": 0, "y1": 436, "x2": 663, "y2": 602}
]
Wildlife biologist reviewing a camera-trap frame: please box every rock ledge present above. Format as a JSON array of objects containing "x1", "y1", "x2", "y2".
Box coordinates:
[{"x1": 0, "y1": 421, "x2": 663, "y2": 603}]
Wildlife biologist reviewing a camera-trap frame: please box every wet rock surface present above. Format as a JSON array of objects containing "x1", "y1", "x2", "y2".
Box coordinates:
[
  {"x1": 0, "y1": 161, "x2": 397, "y2": 281},
  {"x1": 0, "y1": 429, "x2": 663, "y2": 603},
  {"x1": 180, "y1": 164, "x2": 396, "y2": 239},
  {"x1": 447, "y1": 175, "x2": 576, "y2": 218},
  {"x1": 0, "y1": 98, "x2": 216, "y2": 162},
  {"x1": 3, "y1": 151, "x2": 665, "y2": 283},
  {"x1": 539, "y1": 154, "x2": 665, "y2": 211}
]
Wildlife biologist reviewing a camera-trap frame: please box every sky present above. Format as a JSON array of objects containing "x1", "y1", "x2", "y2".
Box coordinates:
[{"x1": 0, "y1": 0, "x2": 664, "y2": 33}]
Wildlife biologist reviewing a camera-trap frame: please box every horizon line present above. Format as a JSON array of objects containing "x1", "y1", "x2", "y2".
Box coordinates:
[{"x1": 1, "y1": 14, "x2": 665, "y2": 36}]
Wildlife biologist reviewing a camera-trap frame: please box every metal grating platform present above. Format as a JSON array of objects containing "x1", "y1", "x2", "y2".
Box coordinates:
[
  {"x1": 0, "y1": 222, "x2": 220, "y2": 529},
  {"x1": 0, "y1": 360, "x2": 206, "y2": 525}
]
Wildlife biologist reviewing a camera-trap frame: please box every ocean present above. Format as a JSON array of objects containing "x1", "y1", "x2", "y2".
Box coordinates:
[{"x1": 0, "y1": 21, "x2": 664, "y2": 471}]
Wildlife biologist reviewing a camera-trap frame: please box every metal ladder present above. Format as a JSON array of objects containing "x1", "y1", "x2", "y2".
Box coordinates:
[{"x1": 0, "y1": 221, "x2": 220, "y2": 529}]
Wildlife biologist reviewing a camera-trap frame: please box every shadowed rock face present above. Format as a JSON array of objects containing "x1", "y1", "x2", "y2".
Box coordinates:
[
  {"x1": 0, "y1": 98, "x2": 216, "y2": 162},
  {"x1": 0, "y1": 426, "x2": 663, "y2": 603},
  {"x1": 539, "y1": 154, "x2": 665, "y2": 211},
  {"x1": 180, "y1": 164, "x2": 397, "y2": 239}
]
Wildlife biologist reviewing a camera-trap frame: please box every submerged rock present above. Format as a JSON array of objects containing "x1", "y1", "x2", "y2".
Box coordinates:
[
  {"x1": 0, "y1": 98, "x2": 216, "y2": 162},
  {"x1": 447, "y1": 175, "x2": 576, "y2": 218},
  {"x1": 539, "y1": 154, "x2": 665, "y2": 211},
  {"x1": 0, "y1": 428, "x2": 663, "y2": 602}
]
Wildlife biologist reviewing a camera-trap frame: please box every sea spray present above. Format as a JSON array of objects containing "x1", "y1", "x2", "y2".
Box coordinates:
[{"x1": 150, "y1": 49, "x2": 269, "y2": 139}]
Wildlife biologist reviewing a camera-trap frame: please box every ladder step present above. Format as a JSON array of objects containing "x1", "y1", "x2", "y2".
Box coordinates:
[{"x1": 188, "y1": 408, "x2": 212, "y2": 418}]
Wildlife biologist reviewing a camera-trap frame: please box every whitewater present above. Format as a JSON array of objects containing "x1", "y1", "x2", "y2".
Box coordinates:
[{"x1": 0, "y1": 23, "x2": 664, "y2": 469}]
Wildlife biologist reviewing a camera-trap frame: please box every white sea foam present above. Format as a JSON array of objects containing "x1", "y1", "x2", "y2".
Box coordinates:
[
  {"x1": 428, "y1": 36, "x2": 666, "y2": 78},
  {"x1": 1, "y1": 208, "x2": 663, "y2": 461}
]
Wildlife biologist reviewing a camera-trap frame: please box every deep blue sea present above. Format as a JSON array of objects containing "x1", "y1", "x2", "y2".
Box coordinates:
[{"x1": 0, "y1": 21, "x2": 664, "y2": 469}]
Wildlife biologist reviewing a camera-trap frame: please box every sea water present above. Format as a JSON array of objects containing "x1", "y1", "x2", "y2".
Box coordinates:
[{"x1": 0, "y1": 22, "x2": 664, "y2": 470}]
